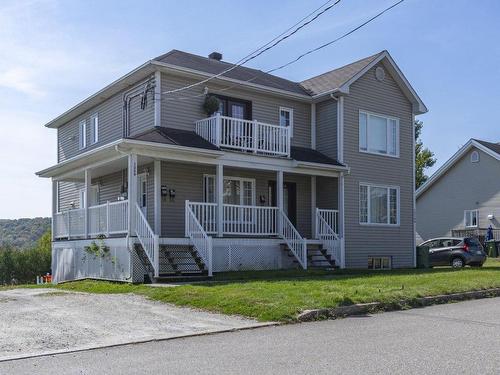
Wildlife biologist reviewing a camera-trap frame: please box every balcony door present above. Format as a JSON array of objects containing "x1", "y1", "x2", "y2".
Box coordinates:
[{"x1": 216, "y1": 95, "x2": 252, "y2": 120}]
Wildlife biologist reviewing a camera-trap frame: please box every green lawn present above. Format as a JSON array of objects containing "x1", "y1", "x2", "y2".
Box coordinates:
[{"x1": 52, "y1": 259, "x2": 500, "y2": 322}]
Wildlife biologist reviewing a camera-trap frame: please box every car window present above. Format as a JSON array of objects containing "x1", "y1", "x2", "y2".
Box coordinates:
[
  {"x1": 440, "y1": 239, "x2": 457, "y2": 247},
  {"x1": 465, "y1": 238, "x2": 481, "y2": 248},
  {"x1": 424, "y1": 240, "x2": 440, "y2": 249}
]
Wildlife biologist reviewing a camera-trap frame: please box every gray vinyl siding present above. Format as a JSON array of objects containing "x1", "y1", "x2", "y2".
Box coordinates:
[
  {"x1": 416, "y1": 148, "x2": 500, "y2": 240},
  {"x1": 343, "y1": 63, "x2": 414, "y2": 269},
  {"x1": 316, "y1": 177, "x2": 338, "y2": 209},
  {"x1": 160, "y1": 73, "x2": 311, "y2": 148},
  {"x1": 58, "y1": 181, "x2": 83, "y2": 211},
  {"x1": 315, "y1": 99, "x2": 337, "y2": 159},
  {"x1": 97, "y1": 171, "x2": 125, "y2": 204},
  {"x1": 160, "y1": 161, "x2": 313, "y2": 238},
  {"x1": 57, "y1": 78, "x2": 156, "y2": 162}
]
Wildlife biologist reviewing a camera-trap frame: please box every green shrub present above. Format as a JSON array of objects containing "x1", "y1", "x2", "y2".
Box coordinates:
[{"x1": 0, "y1": 230, "x2": 51, "y2": 284}]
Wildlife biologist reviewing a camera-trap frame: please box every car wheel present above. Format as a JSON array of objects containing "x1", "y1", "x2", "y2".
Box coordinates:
[{"x1": 451, "y1": 257, "x2": 465, "y2": 269}]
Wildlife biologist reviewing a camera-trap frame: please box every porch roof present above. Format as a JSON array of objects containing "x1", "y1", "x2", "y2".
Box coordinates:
[{"x1": 128, "y1": 127, "x2": 220, "y2": 151}]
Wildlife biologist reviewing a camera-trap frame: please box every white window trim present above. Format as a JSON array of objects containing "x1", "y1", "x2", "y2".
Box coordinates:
[
  {"x1": 90, "y1": 113, "x2": 99, "y2": 144},
  {"x1": 279, "y1": 106, "x2": 294, "y2": 137},
  {"x1": 79, "y1": 119, "x2": 87, "y2": 150},
  {"x1": 359, "y1": 110, "x2": 400, "y2": 158},
  {"x1": 368, "y1": 256, "x2": 392, "y2": 270},
  {"x1": 359, "y1": 182, "x2": 400, "y2": 226},
  {"x1": 203, "y1": 174, "x2": 256, "y2": 206},
  {"x1": 464, "y1": 209, "x2": 479, "y2": 228},
  {"x1": 470, "y1": 150, "x2": 479, "y2": 163}
]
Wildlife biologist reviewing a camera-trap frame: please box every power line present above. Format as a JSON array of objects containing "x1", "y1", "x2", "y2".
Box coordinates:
[
  {"x1": 267, "y1": 0, "x2": 405, "y2": 73},
  {"x1": 162, "y1": 0, "x2": 405, "y2": 102},
  {"x1": 161, "y1": 0, "x2": 342, "y2": 95}
]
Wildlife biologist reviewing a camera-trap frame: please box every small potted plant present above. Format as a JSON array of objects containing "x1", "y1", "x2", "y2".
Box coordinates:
[{"x1": 203, "y1": 95, "x2": 220, "y2": 116}]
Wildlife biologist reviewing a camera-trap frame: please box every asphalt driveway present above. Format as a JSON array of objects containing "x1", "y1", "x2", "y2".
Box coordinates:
[{"x1": 0, "y1": 288, "x2": 268, "y2": 361}]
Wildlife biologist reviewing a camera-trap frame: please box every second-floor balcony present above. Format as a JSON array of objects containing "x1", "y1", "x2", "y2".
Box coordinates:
[{"x1": 195, "y1": 114, "x2": 291, "y2": 157}]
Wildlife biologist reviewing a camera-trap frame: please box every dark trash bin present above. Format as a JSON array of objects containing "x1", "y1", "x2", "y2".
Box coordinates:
[
  {"x1": 416, "y1": 246, "x2": 430, "y2": 268},
  {"x1": 485, "y1": 240, "x2": 498, "y2": 258}
]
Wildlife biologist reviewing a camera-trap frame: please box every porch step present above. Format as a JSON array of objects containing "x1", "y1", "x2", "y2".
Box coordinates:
[
  {"x1": 281, "y1": 243, "x2": 337, "y2": 269},
  {"x1": 158, "y1": 244, "x2": 208, "y2": 278}
]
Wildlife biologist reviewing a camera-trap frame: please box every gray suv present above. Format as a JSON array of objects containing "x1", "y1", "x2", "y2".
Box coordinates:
[{"x1": 420, "y1": 237, "x2": 487, "y2": 268}]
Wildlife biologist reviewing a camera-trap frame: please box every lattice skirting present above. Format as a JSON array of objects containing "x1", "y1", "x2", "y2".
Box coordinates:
[
  {"x1": 212, "y1": 239, "x2": 297, "y2": 272},
  {"x1": 52, "y1": 238, "x2": 133, "y2": 283}
]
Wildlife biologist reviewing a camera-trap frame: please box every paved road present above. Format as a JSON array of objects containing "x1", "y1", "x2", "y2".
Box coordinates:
[{"x1": 2, "y1": 298, "x2": 499, "y2": 375}]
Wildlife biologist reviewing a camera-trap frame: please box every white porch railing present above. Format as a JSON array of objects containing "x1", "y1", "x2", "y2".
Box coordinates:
[
  {"x1": 88, "y1": 200, "x2": 129, "y2": 237},
  {"x1": 195, "y1": 114, "x2": 291, "y2": 157},
  {"x1": 135, "y1": 202, "x2": 159, "y2": 277},
  {"x1": 278, "y1": 209, "x2": 307, "y2": 269},
  {"x1": 53, "y1": 201, "x2": 128, "y2": 239},
  {"x1": 187, "y1": 201, "x2": 278, "y2": 236},
  {"x1": 316, "y1": 208, "x2": 339, "y2": 235},
  {"x1": 315, "y1": 208, "x2": 341, "y2": 266},
  {"x1": 53, "y1": 208, "x2": 86, "y2": 239},
  {"x1": 186, "y1": 202, "x2": 213, "y2": 276}
]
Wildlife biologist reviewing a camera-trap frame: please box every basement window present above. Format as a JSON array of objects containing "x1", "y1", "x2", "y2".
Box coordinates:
[{"x1": 368, "y1": 257, "x2": 392, "y2": 270}]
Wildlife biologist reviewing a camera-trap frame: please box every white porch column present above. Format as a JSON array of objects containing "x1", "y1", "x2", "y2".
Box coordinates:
[
  {"x1": 338, "y1": 172, "x2": 345, "y2": 268},
  {"x1": 127, "y1": 154, "x2": 138, "y2": 236},
  {"x1": 216, "y1": 164, "x2": 224, "y2": 237},
  {"x1": 311, "y1": 176, "x2": 317, "y2": 239},
  {"x1": 277, "y1": 170, "x2": 284, "y2": 233},
  {"x1": 51, "y1": 179, "x2": 58, "y2": 241},
  {"x1": 154, "y1": 160, "x2": 162, "y2": 235},
  {"x1": 84, "y1": 169, "x2": 92, "y2": 238}
]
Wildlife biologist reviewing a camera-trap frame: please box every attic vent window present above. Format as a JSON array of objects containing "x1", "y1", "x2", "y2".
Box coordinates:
[
  {"x1": 375, "y1": 66, "x2": 385, "y2": 81},
  {"x1": 471, "y1": 150, "x2": 480, "y2": 163},
  {"x1": 208, "y1": 52, "x2": 222, "y2": 61}
]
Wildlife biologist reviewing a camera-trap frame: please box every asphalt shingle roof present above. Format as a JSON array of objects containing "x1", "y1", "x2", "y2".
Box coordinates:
[
  {"x1": 299, "y1": 52, "x2": 383, "y2": 96},
  {"x1": 473, "y1": 139, "x2": 500, "y2": 156},
  {"x1": 154, "y1": 50, "x2": 309, "y2": 96}
]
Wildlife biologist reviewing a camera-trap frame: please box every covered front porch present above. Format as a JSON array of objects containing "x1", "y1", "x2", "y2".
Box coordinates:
[{"x1": 45, "y1": 139, "x2": 346, "y2": 278}]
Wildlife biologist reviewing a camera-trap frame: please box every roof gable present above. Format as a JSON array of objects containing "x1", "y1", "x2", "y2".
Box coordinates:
[{"x1": 416, "y1": 139, "x2": 500, "y2": 198}]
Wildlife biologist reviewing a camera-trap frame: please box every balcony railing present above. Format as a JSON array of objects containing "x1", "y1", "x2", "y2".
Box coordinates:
[
  {"x1": 195, "y1": 114, "x2": 291, "y2": 157},
  {"x1": 53, "y1": 200, "x2": 129, "y2": 239}
]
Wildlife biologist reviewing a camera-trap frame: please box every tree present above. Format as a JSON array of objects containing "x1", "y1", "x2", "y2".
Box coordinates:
[{"x1": 415, "y1": 120, "x2": 436, "y2": 189}]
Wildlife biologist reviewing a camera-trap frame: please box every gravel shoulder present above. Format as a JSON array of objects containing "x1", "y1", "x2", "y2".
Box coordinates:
[{"x1": 0, "y1": 288, "x2": 269, "y2": 361}]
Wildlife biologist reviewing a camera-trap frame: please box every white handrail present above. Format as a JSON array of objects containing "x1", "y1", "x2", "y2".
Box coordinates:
[
  {"x1": 135, "y1": 202, "x2": 159, "y2": 277},
  {"x1": 185, "y1": 201, "x2": 213, "y2": 276},
  {"x1": 316, "y1": 209, "x2": 339, "y2": 236},
  {"x1": 195, "y1": 114, "x2": 290, "y2": 157},
  {"x1": 278, "y1": 209, "x2": 307, "y2": 269},
  {"x1": 316, "y1": 208, "x2": 341, "y2": 266}
]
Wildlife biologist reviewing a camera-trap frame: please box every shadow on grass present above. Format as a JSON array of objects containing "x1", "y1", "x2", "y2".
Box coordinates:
[{"x1": 197, "y1": 263, "x2": 500, "y2": 287}]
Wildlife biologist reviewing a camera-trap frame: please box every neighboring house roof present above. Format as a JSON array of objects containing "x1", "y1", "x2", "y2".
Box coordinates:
[
  {"x1": 43, "y1": 49, "x2": 427, "y2": 129},
  {"x1": 154, "y1": 50, "x2": 309, "y2": 96},
  {"x1": 129, "y1": 127, "x2": 220, "y2": 151},
  {"x1": 416, "y1": 138, "x2": 500, "y2": 198}
]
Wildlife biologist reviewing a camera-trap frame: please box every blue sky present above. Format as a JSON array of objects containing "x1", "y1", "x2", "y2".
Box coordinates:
[{"x1": 0, "y1": 0, "x2": 499, "y2": 219}]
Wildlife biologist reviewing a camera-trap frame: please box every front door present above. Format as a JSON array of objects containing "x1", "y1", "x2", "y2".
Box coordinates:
[
  {"x1": 137, "y1": 174, "x2": 147, "y2": 216},
  {"x1": 268, "y1": 181, "x2": 297, "y2": 226}
]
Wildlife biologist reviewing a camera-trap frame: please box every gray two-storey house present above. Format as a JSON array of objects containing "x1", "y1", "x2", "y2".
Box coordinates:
[{"x1": 37, "y1": 49, "x2": 427, "y2": 283}]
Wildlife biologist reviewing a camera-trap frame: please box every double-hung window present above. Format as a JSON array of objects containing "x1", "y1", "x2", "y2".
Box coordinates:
[
  {"x1": 79, "y1": 120, "x2": 87, "y2": 149},
  {"x1": 203, "y1": 175, "x2": 255, "y2": 206},
  {"x1": 360, "y1": 183, "x2": 399, "y2": 225},
  {"x1": 359, "y1": 111, "x2": 399, "y2": 157},
  {"x1": 279, "y1": 107, "x2": 293, "y2": 136},
  {"x1": 464, "y1": 209, "x2": 478, "y2": 227},
  {"x1": 90, "y1": 113, "x2": 99, "y2": 144}
]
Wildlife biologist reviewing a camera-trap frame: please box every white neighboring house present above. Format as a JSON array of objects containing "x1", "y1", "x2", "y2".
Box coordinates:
[{"x1": 416, "y1": 139, "x2": 500, "y2": 242}]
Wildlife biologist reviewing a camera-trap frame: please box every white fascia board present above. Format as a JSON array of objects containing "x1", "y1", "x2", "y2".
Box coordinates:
[
  {"x1": 118, "y1": 139, "x2": 224, "y2": 158},
  {"x1": 416, "y1": 139, "x2": 500, "y2": 198},
  {"x1": 44, "y1": 62, "x2": 157, "y2": 129},
  {"x1": 151, "y1": 61, "x2": 312, "y2": 102},
  {"x1": 36, "y1": 140, "x2": 123, "y2": 177}
]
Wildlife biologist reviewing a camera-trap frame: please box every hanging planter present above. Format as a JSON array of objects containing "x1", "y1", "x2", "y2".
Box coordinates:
[{"x1": 203, "y1": 95, "x2": 220, "y2": 116}]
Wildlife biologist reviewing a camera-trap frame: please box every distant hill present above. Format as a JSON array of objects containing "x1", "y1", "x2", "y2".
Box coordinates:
[{"x1": 0, "y1": 218, "x2": 51, "y2": 249}]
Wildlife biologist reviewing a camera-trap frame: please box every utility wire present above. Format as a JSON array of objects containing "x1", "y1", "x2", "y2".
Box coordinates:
[
  {"x1": 162, "y1": 0, "x2": 405, "y2": 101},
  {"x1": 161, "y1": 0, "x2": 342, "y2": 95},
  {"x1": 267, "y1": 0, "x2": 405, "y2": 73}
]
